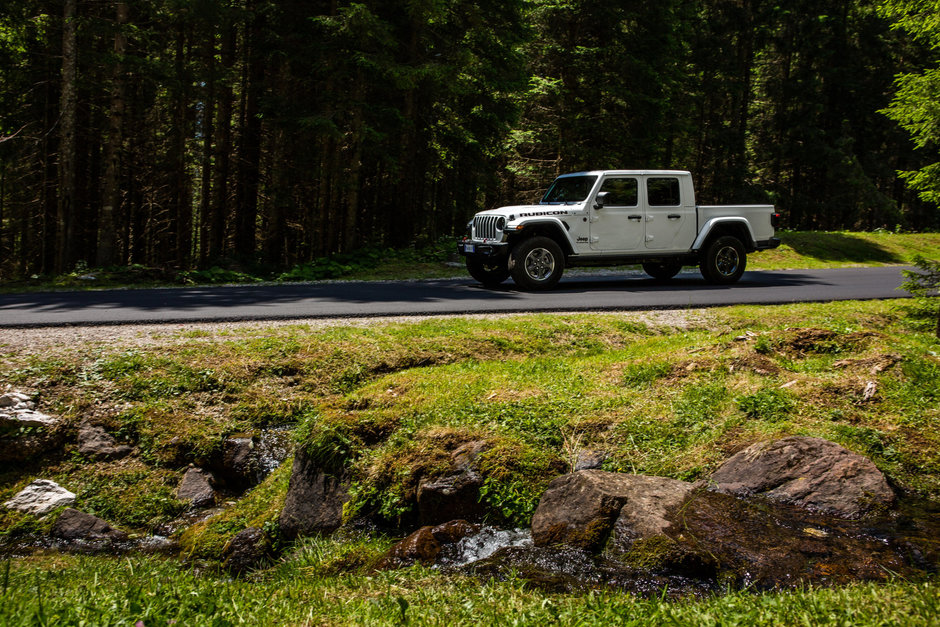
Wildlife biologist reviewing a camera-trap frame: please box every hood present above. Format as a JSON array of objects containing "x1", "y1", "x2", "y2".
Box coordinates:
[{"x1": 478, "y1": 203, "x2": 585, "y2": 220}]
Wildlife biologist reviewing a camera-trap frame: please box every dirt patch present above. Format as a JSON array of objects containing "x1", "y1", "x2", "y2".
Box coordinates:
[
  {"x1": 782, "y1": 328, "x2": 879, "y2": 355},
  {"x1": 833, "y1": 354, "x2": 902, "y2": 374},
  {"x1": 728, "y1": 354, "x2": 781, "y2": 376}
]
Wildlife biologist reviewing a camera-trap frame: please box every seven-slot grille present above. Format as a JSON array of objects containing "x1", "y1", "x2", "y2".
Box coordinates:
[{"x1": 472, "y1": 215, "x2": 503, "y2": 241}]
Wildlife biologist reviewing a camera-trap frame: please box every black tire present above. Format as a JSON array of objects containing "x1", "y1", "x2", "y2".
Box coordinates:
[
  {"x1": 642, "y1": 260, "x2": 683, "y2": 280},
  {"x1": 466, "y1": 256, "x2": 510, "y2": 287},
  {"x1": 700, "y1": 235, "x2": 746, "y2": 284},
  {"x1": 509, "y1": 236, "x2": 565, "y2": 291}
]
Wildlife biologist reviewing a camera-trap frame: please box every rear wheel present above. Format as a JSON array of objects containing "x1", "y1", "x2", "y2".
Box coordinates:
[
  {"x1": 700, "y1": 235, "x2": 746, "y2": 284},
  {"x1": 509, "y1": 236, "x2": 565, "y2": 291},
  {"x1": 466, "y1": 257, "x2": 509, "y2": 288},
  {"x1": 642, "y1": 260, "x2": 683, "y2": 280}
]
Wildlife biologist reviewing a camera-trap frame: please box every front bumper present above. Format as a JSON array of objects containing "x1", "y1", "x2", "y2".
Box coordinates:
[{"x1": 457, "y1": 241, "x2": 509, "y2": 258}]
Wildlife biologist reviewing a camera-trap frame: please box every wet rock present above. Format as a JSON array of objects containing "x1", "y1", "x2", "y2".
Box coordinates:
[
  {"x1": 381, "y1": 519, "x2": 481, "y2": 568},
  {"x1": 416, "y1": 440, "x2": 489, "y2": 526},
  {"x1": 209, "y1": 430, "x2": 293, "y2": 492},
  {"x1": 222, "y1": 527, "x2": 268, "y2": 575},
  {"x1": 531, "y1": 470, "x2": 692, "y2": 552},
  {"x1": 220, "y1": 435, "x2": 259, "y2": 490},
  {"x1": 709, "y1": 436, "x2": 895, "y2": 518},
  {"x1": 77, "y1": 423, "x2": 133, "y2": 460},
  {"x1": 51, "y1": 508, "x2": 128, "y2": 541},
  {"x1": 176, "y1": 468, "x2": 216, "y2": 508},
  {"x1": 384, "y1": 526, "x2": 442, "y2": 565},
  {"x1": 430, "y1": 519, "x2": 480, "y2": 544},
  {"x1": 4, "y1": 479, "x2": 76, "y2": 516},
  {"x1": 668, "y1": 489, "x2": 918, "y2": 589},
  {"x1": 278, "y1": 449, "x2": 349, "y2": 539}
]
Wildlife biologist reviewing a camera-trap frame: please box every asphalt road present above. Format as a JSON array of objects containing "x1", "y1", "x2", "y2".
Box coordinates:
[{"x1": 0, "y1": 266, "x2": 912, "y2": 328}]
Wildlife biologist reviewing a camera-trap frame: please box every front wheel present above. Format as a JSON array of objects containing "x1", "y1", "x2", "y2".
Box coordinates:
[
  {"x1": 466, "y1": 257, "x2": 510, "y2": 288},
  {"x1": 700, "y1": 235, "x2": 746, "y2": 284},
  {"x1": 509, "y1": 236, "x2": 565, "y2": 291},
  {"x1": 642, "y1": 260, "x2": 683, "y2": 280}
]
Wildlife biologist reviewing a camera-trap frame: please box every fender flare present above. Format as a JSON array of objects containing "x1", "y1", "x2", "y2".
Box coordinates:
[
  {"x1": 692, "y1": 217, "x2": 757, "y2": 251},
  {"x1": 511, "y1": 218, "x2": 579, "y2": 255}
]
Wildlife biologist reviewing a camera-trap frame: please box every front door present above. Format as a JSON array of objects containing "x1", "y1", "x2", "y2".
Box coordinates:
[{"x1": 589, "y1": 176, "x2": 644, "y2": 252}]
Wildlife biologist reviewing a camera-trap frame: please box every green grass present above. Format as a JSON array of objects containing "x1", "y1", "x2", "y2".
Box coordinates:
[
  {"x1": 0, "y1": 554, "x2": 936, "y2": 626},
  {"x1": 2, "y1": 300, "x2": 940, "y2": 622},
  {"x1": 2, "y1": 231, "x2": 939, "y2": 292}
]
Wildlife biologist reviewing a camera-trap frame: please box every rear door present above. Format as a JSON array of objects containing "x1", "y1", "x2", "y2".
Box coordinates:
[{"x1": 644, "y1": 176, "x2": 696, "y2": 250}]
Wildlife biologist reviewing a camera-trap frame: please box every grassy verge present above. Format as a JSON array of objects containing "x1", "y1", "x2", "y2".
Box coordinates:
[
  {"x1": 0, "y1": 553, "x2": 936, "y2": 626},
  {"x1": 2, "y1": 231, "x2": 939, "y2": 292},
  {"x1": 1, "y1": 299, "x2": 939, "y2": 623}
]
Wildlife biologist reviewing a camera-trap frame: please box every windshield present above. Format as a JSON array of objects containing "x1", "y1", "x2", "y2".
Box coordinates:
[{"x1": 541, "y1": 175, "x2": 598, "y2": 204}]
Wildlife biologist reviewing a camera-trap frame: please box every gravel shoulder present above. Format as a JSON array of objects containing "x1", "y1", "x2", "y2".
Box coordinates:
[{"x1": 0, "y1": 309, "x2": 707, "y2": 354}]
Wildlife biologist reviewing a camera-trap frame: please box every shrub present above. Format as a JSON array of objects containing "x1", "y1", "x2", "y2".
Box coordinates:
[{"x1": 901, "y1": 255, "x2": 940, "y2": 338}]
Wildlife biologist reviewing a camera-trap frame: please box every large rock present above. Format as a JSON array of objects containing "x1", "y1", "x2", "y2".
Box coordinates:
[
  {"x1": 416, "y1": 441, "x2": 489, "y2": 526},
  {"x1": 51, "y1": 508, "x2": 128, "y2": 541},
  {"x1": 4, "y1": 479, "x2": 76, "y2": 516},
  {"x1": 77, "y1": 423, "x2": 133, "y2": 460},
  {"x1": 709, "y1": 436, "x2": 895, "y2": 518},
  {"x1": 665, "y1": 489, "x2": 916, "y2": 588},
  {"x1": 176, "y1": 468, "x2": 216, "y2": 508},
  {"x1": 278, "y1": 449, "x2": 350, "y2": 539},
  {"x1": 531, "y1": 470, "x2": 693, "y2": 552}
]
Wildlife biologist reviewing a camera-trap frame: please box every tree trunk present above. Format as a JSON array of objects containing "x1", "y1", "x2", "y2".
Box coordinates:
[
  {"x1": 198, "y1": 30, "x2": 216, "y2": 266},
  {"x1": 211, "y1": 23, "x2": 235, "y2": 261},
  {"x1": 235, "y1": 3, "x2": 265, "y2": 259},
  {"x1": 56, "y1": 0, "x2": 78, "y2": 274},
  {"x1": 97, "y1": 1, "x2": 129, "y2": 267}
]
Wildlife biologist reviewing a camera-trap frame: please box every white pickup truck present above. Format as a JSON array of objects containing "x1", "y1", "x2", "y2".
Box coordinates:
[{"x1": 458, "y1": 170, "x2": 781, "y2": 290}]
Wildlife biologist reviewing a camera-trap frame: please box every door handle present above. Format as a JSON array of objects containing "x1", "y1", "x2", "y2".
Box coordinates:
[
  {"x1": 668, "y1": 214, "x2": 681, "y2": 220},
  {"x1": 628, "y1": 215, "x2": 642, "y2": 221}
]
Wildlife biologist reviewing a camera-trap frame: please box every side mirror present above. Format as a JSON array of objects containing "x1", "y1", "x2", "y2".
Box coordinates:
[{"x1": 594, "y1": 191, "x2": 610, "y2": 209}]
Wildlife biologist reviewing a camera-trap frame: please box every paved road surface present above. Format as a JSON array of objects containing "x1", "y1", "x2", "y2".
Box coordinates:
[{"x1": 0, "y1": 266, "x2": 911, "y2": 328}]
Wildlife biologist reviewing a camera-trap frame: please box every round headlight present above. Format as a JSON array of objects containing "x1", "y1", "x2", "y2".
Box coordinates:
[{"x1": 496, "y1": 217, "x2": 506, "y2": 231}]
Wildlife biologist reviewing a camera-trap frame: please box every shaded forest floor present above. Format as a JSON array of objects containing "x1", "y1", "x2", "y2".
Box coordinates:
[{"x1": 2, "y1": 230, "x2": 939, "y2": 293}]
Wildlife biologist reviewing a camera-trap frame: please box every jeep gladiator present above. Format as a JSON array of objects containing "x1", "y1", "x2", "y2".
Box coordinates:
[{"x1": 458, "y1": 170, "x2": 781, "y2": 290}]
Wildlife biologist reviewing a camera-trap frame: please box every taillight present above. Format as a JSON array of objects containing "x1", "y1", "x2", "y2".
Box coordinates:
[{"x1": 771, "y1": 212, "x2": 781, "y2": 228}]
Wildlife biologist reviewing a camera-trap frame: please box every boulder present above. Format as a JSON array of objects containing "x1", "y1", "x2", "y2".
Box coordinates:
[
  {"x1": 51, "y1": 508, "x2": 128, "y2": 541},
  {"x1": 4, "y1": 479, "x2": 76, "y2": 516},
  {"x1": 709, "y1": 436, "x2": 896, "y2": 518},
  {"x1": 531, "y1": 470, "x2": 692, "y2": 552},
  {"x1": 665, "y1": 489, "x2": 914, "y2": 588},
  {"x1": 176, "y1": 468, "x2": 216, "y2": 508},
  {"x1": 278, "y1": 449, "x2": 349, "y2": 539},
  {"x1": 77, "y1": 423, "x2": 133, "y2": 460},
  {"x1": 416, "y1": 441, "x2": 489, "y2": 526},
  {"x1": 222, "y1": 527, "x2": 268, "y2": 575}
]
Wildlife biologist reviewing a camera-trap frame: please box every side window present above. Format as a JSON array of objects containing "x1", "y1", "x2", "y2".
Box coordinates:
[
  {"x1": 647, "y1": 178, "x2": 681, "y2": 206},
  {"x1": 599, "y1": 177, "x2": 638, "y2": 207}
]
